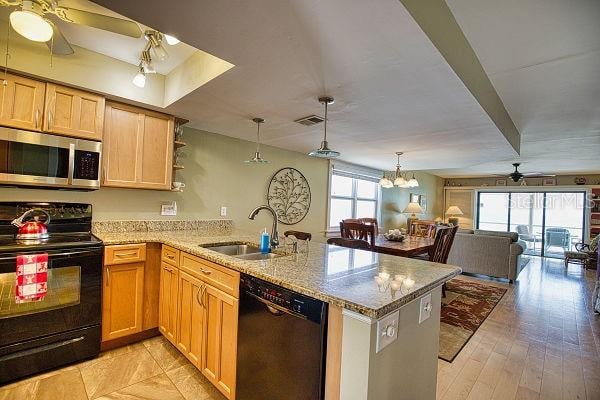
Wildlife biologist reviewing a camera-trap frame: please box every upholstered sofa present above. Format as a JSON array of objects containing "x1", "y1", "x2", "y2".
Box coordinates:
[{"x1": 447, "y1": 229, "x2": 525, "y2": 282}]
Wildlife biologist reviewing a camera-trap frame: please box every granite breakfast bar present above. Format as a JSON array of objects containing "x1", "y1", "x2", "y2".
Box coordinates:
[{"x1": 94, "y1": 221, "x2": 461, "y2": 400}]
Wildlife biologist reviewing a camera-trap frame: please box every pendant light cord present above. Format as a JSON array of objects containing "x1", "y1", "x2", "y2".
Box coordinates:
[
  {"x1": 323, "y1": 101, "x2": 328, "y2": 142},
  {"x1": 3, "y1": 21, "x2": 10, "y2": 85}
]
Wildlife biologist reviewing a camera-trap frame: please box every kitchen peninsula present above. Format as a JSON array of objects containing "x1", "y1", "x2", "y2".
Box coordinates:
[{"x1": 94, "y1": 220, "x2": 461, "y2": 400}]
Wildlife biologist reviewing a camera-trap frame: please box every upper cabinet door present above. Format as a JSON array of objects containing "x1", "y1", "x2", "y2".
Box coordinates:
[
  {"x1": 0, "y1": 73, "x2": 45, "y2": 131},
  {"x1": 139, "y1": 112, "x2": 174, "y2": 189},
  {"x1": 102, "y1": 101, "x2": 174, "y2": 190},
  {"x1": 102, "y1": 102, "x2": 142, "y2": 187},
  {"x1": 44, "y1": 83, "x2": 105, "y2": 141}
]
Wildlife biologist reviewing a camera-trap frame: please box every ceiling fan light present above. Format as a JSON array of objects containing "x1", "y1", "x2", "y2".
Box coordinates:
[
  {"x1": 164, "y1": 34, "x2": 180, "y2": 45},
  {"x1": 132, "y1": 68, "x2": 146, "y2": 88},
  {"x1": 10, "y1": 10, "x2": 53, "y2": 42}
]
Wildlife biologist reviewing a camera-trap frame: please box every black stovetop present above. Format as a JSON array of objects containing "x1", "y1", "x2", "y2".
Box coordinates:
[
  {"x1": 0, "y1": 202, "x2": 102, "y2": 253},
  {"x1": 0, "y1": 233, "x2": 103, "y2": 252}
]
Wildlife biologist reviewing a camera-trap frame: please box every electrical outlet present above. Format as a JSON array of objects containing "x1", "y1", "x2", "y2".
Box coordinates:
[
  {"x1": 376, "y1": 310, "x2": 399, "y2": 353},
  {"x1": 161, "y1": 201, "x2": 177, "y2": 216},
  {"x1": 419, "y1": 293, "x2": 432, "y2": 324},
  {"x1": 220, "y1": 206, "x2": 227, "y2": 217}
]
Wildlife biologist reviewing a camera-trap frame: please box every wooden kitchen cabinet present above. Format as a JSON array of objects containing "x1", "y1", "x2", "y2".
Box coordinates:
[
  {"x1": 201, "y1": 284, "x2": 239, "y2": 400},
  {"x1": 176, "y1": 271, "x2": 205, "y2": 367},
  {"x1": 158, "y1": 261, "x2": 179, "y2": 344},
  {"x1": 0, "y1": 73, "x2": 45, "y2": 131},
  {"x1": 102, "y1": 262, "x2": 145, "y2": 342},
  {"x1": 43, "y1": 83, "x2": 105, "y2": 141},
  {"x1": 102, "y1": 102, "x2": 174, "y2": 190}
]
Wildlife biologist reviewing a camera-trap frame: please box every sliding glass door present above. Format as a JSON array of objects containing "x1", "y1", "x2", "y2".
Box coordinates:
[{"x1": 477, "y1": 191, "x2": 586, "y2": 259}]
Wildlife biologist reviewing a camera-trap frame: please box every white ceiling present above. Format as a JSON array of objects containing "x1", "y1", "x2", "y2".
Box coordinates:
[
  {"x1": 433, "y1": 0, "x2": 600, "y2": 177},
  {"x1": 94, "y1": 0, "x2": 519, "y2": 172},
  {"x1": 1, "y1": 0, "x2": 197, "y2": 74}
]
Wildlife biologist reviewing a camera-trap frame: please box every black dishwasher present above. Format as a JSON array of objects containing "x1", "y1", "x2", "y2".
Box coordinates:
[{"x1": 237, "y1": 274, "x2": 328, "y2": 400}]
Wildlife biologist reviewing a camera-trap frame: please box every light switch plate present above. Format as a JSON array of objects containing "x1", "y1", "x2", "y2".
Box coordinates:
[
  {"x1": 419, "y1": 293, "x2": 432, "y2": 324},
  {"x1": 376, "y1": 310, "x2": 399, "y2": 353},
  {"x1": 220, "y1": 206, "x2": 227, "y2": 217},
  {"x1": 161, "y1": 201, "x2": 177, "y2": 216}
]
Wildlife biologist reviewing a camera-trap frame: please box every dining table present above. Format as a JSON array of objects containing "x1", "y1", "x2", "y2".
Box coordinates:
[{"x1": 372, "y1": 234, "x2": 435, "y2": 257}]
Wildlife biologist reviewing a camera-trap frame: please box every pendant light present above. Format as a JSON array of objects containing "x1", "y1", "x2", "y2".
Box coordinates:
[
  {"x1": 393, "y1": 152, "x2": 410, "y2": 188},
  {"x1": 379, "y1": 173, "x2": 393, "y2": 188},
  {"x1": 407, "y1": 172, "x2": 419, "y2": 188},
  {"x1": 308, "y1": 96, "x2": 340, "y2": 158},
  {"x1": 244, "y1": 117, "x2": 270, "y2": 164}
]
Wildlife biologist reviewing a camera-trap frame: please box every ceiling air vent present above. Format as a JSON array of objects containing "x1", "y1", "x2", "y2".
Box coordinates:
[{"x1": 295, "y1": 115, "x2": 324, "y2": 126}]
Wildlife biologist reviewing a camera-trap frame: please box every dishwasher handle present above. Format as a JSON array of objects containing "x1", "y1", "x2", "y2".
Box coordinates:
[{"x1": 244, "y1": 291, "x2": 308, "y2": 320}]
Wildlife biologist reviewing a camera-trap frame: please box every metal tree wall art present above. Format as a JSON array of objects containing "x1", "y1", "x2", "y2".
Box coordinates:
[{"x1": 267, "y1": 168, "x2": 311, "y2": 225}]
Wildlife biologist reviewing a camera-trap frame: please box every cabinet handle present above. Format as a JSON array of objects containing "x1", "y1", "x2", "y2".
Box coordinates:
[
  {"x1": 35, "y1": 109, "x2": 40, "y2": 129},
  {"x1": 166, "y1": 254, "x2": 175, "y2": 260},
  {"x1": 106, "y1": 267, "x2": 110, "y2": 286},
  {"x1": 115, "y1": 251, "x2": 138, "y2": 258},
  {"x1": 48, "y1": 111, "x2": 53, "y2": 130},
  {"x1": 200, "y1": 268, "x2": 212, "y2": 275},
  {"x1": 196, "y1": 287, "x2": 203, "y2": 306}
]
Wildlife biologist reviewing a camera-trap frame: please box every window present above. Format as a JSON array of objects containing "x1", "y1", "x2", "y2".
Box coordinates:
[{"x1": 328, "y1": 172, "x2": 380, "y2": 229}]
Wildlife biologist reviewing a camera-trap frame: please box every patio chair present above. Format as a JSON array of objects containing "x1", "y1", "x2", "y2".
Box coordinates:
[
  {"x1": 565, "y1": 235, "x2": 598, "y2": 269},
  {"x1": 516, "y1": 225, "x2": 537, "y2": 252},
  {"x1": 544, "y1": 227, "x2": 571, "y2": 254}
]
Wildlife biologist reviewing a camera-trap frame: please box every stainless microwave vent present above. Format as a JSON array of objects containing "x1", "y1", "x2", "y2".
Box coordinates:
[{"x1": 294, "y1": 115, "x2": 324, "y2": 126}]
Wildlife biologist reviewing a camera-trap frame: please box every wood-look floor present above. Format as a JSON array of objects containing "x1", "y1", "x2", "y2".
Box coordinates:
[
  {"x1": 437, "y1": 257, "x2": 600, "y2": 400},
  {"x1": 1, "y1": 257, "x2": 598, "y2": 399}
]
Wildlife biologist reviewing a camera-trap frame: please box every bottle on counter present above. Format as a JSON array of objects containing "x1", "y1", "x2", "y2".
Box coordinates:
[{"x1": 260, "y1": 228, "x2": 270, "y2": 254}]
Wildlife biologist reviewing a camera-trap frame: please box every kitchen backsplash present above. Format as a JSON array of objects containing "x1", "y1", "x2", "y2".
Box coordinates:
[{"x1": 92, "y1": 219, "x2": 234, "y2": 235}]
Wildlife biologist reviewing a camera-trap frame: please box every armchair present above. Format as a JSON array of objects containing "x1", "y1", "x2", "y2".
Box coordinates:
[{"x1": 565, "y1": 235, "x2": 599, "y2": 269}]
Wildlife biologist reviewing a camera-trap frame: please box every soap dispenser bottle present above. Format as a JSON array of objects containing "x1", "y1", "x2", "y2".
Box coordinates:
[{"x1": 260, "y1": 228, "x2": 270, "y2": 253}]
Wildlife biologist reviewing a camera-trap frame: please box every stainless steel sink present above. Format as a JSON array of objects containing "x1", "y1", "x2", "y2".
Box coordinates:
[
  {"x1": 202, "y1": 243, "x2": 283, "y2": 260},
  {"x1": 235, "y1": 252, "x2": 280, "y2": 261},
  {"x1": 202, "y1": 244, "x2": 261, "y2": 256}
]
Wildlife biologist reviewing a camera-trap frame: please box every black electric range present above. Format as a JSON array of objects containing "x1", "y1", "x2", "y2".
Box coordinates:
[{"x1": 0, "y1": 202, "x2": 103, "y2": 384}]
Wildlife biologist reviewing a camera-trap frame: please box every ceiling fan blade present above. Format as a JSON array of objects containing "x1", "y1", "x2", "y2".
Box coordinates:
[
  {"x1": 46, "y1": 21, "x2": 74, "y2": 56},
  {"x1": 53, "y1": 7, "x2": 142, "y2": 38},
  {"x1": 521, "y1": 173, "x2": 556, "y2": 178}
]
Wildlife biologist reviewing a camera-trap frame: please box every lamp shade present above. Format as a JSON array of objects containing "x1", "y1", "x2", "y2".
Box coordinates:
[
  {"x1": 403, "y1": 202, "x2": 423, "y2": 215},
  {"x1": 445, "y1": 206, "x2": 464, "y2": 216}
]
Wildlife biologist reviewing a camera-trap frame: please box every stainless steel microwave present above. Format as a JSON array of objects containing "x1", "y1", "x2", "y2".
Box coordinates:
[{"x1": 0, "y1": 127, "x2": 101, "y2": 190}]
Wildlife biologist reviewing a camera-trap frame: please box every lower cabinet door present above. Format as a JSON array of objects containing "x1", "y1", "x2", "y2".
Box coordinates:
[
  {"x1": 202, "y1": 284, "x2": 239, "y2": 400},
  {"x1": 158, "y1": 262, "x2": 179, "y2": 344},
  {"x1": 176, "y1": 271, "x2": 204, "y2": 366},
  {"x1": 102, "y1": 262, "x2": 145, "y2": 341}
]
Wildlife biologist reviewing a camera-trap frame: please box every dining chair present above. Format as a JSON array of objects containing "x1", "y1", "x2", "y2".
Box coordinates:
[
  {"x1": 340, "y1": 221, "x2": 376, "y2": 248},
  {"x1": 283, "y1": 230, "x2": 312, "y2": 242},
  {"x1": 327, "y1": 237, "x2": 371, "y2": 250},
  {"x1": 409, "y1": 220, "x2": 436, "y2": 238},
  {"x1": 358, "y1": 218, "x2": 379, "y2": 235},
  {"x1": 414, "y1": 226, "x2": 459, "y2": 297}
]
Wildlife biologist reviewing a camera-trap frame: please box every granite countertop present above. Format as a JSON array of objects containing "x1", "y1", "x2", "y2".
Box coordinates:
[{"x1": 95, "y1": 230, "x2": 461, "y2": 319}]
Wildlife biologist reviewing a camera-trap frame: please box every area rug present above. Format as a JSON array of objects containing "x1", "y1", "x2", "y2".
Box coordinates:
[{"x1": 438, "y1": 279, "x2": 507, "y2": 362}]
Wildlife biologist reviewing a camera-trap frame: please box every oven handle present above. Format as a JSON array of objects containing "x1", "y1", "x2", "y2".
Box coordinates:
[{"x1": 0, "y1": 248, "x2": 102, "y2": 262}]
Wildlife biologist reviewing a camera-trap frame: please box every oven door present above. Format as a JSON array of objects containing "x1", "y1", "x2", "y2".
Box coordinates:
[{"x1": 0, "y1": 246, "x2": 102, "y2": 348}]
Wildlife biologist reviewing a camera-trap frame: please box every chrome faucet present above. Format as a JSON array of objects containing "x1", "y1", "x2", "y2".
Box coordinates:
[{"x1": 248, "y1": 205, "x2": 280, "y2": 248}]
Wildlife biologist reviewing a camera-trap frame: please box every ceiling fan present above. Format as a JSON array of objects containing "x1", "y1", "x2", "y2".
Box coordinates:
[
  {"x1": 1, "y1": 0, "x2": 142, "y2": 55},
  {"x1": 498, "y1": 163, "x2": 555, "y2": 183}
]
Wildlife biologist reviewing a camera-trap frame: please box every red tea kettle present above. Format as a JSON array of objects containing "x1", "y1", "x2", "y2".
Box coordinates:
[{"x1": 11, "y1": 209, "x2": 51, "y2": 240}]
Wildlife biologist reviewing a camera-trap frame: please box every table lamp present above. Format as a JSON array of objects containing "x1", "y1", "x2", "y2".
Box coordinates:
[
  {"x1": 403, "y1": 202, "x2": 424, "y2": 218},
  {"x1": 445, "y1": 206, "x2": 463, "y2": 226}
]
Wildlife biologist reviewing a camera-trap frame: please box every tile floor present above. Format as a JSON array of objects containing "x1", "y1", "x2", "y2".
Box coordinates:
[
  {"x1": 0, "y1": 336, "x2": 225, "y2": 400},
  {"x1": 437, "y1": 257, "x2": 600, "y2": 400},
  {"x1": 1, "y1": 257, "x2": 598, "y2": 400}
]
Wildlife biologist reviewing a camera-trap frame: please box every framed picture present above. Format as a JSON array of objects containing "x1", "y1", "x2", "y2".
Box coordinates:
[
  {"x1": 543, "y1": 178, "x2": 556, "y2": 186},
  {"x1": 410, "y1": 193, "x2": 427, "y2": 212},
  {"x1": 495, "y1": 179, "x2": 507, "y2": 186}
]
